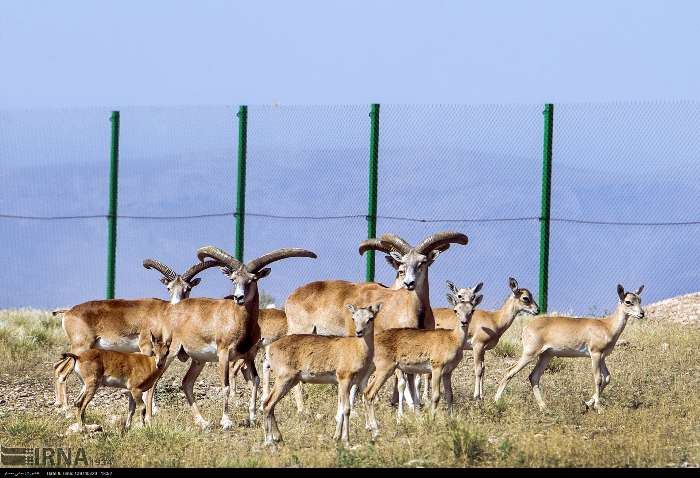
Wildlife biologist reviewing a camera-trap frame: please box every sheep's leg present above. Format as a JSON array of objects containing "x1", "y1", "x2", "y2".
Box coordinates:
[
  {"x1": 263, "y1": 375, "x2": 298, "y2": 446},
  {"x1": 218, "y1": 350, "x2": 233, "y2": 430},
  {"x1": 528, "y1": 352, "x2": 553, "y2": 411},
  {"x1": 494, "y1": 352, "x2": 537, "y2": 402},
  {"x1": 181, "y1": 359, "x2": 209, "y2": 430},
  {"x1": 241, "y1": 359, "x2": 260, "y2": 425},
  {"x1": 584, "y1": 352, "x2": 604, "y2": 413},
  {"x1": 364, "y1": 365, "x2": 397, "y2": 438}
]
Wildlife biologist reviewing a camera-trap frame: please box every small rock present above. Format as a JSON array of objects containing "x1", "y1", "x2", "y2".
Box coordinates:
[
  {"x1": 661, "y1": 343, "x2": 670, "y2": 352},
  {"x1": 108, "y1": 414, "x2": 125, "y2": 428}
]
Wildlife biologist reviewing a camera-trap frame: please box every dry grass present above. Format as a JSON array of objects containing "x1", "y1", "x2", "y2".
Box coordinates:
[{"x1": 0, "y1": 308, "x2": 698, "y2": 468}]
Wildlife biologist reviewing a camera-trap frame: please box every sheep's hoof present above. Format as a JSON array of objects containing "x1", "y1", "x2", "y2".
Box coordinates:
[
  {"x1": 239, "y1": 418, "x2": 254, "y2": 428},
  {"x1": 195, "y1": 417, "x2": 211, "y2": 431},
  {"x1": 583, "y1": 399, "x2": 603, "y2": 413},
  {"x1": 220, "y1": 416, "x2": 233, "y2": 431},
  {"x1": 67, "y1": 423, "x2": 84, "y2": 434}
]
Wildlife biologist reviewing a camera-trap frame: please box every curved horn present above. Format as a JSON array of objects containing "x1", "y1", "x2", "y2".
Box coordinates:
[
  {"x1": 415, "y1": 231, "x2": 468, "y2": 254},
  {"x1": 181, "y1": 259, "x2": 225, "y2": 282},
  {"x1": 358, "y1": 238, "x2": 394, "y2": 256},
  {"x1": 246, "y1": 248, "x2": 317, "y2": 273},
  {"x1": 378, "y1": 233, "x2": 413, "y2": 254},
  {"x1": 143, "y1": 259, "x2": 177, "y2": 281},
  {"x1": 196, "y1": 246, "x2": 242, "y2": 269}
]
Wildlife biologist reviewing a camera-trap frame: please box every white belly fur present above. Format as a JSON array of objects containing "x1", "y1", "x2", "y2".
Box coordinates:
[
  {"x1": 185, "y1": 343, "x2": 219, "y2": 362},
  {"x1": 299, "y1": 371, "x2": 337, "y2": 384},
  {"x1": 96, "y1": 335, "x2": 140, "y2": 353},
  {"x1": 399, "y1": 361, "x2": 432, "y2": 375},
  {"x1": 101, "y1": 376, "x2": 127, "y2": 388},
  {"x1": 548, "y1": 345, "x2": 590, "y2": 358}
]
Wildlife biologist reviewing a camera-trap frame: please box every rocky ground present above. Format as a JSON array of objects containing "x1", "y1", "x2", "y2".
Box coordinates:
[{"x1": 645, "y1": 291, "x2": 700, "y2": 326}]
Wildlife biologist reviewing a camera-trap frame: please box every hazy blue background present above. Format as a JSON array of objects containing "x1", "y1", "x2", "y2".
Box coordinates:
[{"x1": 1, "y1": 2, "x2": 699, "y2": 313}]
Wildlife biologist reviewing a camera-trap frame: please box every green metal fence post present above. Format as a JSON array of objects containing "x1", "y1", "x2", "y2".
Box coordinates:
[
  {"x1": 366, "y1": 104, "x2": 380, "y2": 282},
  {"x1": 235, "y1": 105, "x2": 248, "y2": 262},
  {"x1": 538, "y1": 103, "x2": 554, "y2": 313},
  {"x1": 106, "y1": 111, "x2": 120, "y2": 299}
]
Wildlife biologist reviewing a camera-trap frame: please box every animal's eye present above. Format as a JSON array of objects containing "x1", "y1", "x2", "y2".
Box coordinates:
[
  {"x1": 522, "y1": 296, "x2": 530, "y2": 304},
  {"x1": 624, "y1": 300, "x2": 632, "y2": 305}
]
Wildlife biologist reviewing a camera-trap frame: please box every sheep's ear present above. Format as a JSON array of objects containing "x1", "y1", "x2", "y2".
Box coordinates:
[
  {"x1": 384, "y1": 255, "x2": 400, "y2": 270},
  {"x1": 508, "y1": 277, "x2": 518, "y2": 293},
  {"x1": 635, "y1": 285, "x2": 644, "y2": 296},
  {"x1": 150, "y1": 330, "x2": 157, "y2": 343},
  {"x1": 160, "y1": 277, "x2": 170, "y2": 285},
  {"x1": 617, "y1": 284, "x2": 626, "y2": 302},
  {"x1": 446, "y1": 293, "x2": 457, "y2": 307},
  {"x1": 255, "y1": 268, "x2": 271, "y2": 280},
  {"x1": 427, "y1": 249, "x2": 441, "y2": 265},
  {"x1": 473, "y1": 282, "x2": 483, "y2": 294},
  {"x1": 370, "y1": 303, "x2": 382, "y2": 315},
  {"x1": 389, "y1": 251, "x2": 404, "y2": 263},
  {"x1": 473, "y1": 294, "x2": 483, "y2": 307},
  {"x1": 446, "y1": 280, "x2": 458, "y2": 294},
  {"x1": 189, "y1": 278, "x2": 201, "y2": 287},
  {"x1": 346, "y1": 304, "x2": 356, "y2": 313}
]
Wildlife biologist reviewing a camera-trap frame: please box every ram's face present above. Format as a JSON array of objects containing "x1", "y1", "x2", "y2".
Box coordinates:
[
  {"x1": 164, "y1": 276, "x2": 197, "y2": 304},
  {"x1": 389, "y1": 250, "x2": 429, "y2": 291}
]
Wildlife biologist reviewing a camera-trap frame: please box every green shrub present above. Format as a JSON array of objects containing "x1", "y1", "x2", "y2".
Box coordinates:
[
  {"x1": 492, "y1": 340, "x2": 518, "y2": 358},
  {"x1": 442, "y1": 420, "x2": 486, "y2": 463}
]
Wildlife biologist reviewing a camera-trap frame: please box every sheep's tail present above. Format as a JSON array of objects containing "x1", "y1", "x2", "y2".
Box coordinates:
[
  {"x1": 53, "y1": 353, "x2": 78, "y2": 380},
  {"x1": 51, "y1": 308, "x2": 69, "y2": 318}
]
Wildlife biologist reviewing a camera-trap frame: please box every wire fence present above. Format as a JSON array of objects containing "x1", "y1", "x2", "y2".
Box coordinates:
[{"x1": 1, "y1": 102, "x2": 699, "y2": 314}]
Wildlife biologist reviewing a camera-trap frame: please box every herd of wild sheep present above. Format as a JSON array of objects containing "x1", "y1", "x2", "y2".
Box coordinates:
[{"x1": 51, "y1": 231, "x2": 645, "y2": 446}]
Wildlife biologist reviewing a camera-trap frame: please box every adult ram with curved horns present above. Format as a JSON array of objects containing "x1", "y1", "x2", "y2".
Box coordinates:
[
  {"x1": 168, "y1": 245, "x2": 317, "y2": 430},
  {"x1": 142, "y1": 258, "x2": 222, "y2": 304},
  {"x1": 53, "y1": 258, "x2": 225, "y2": 415},
  {"x1": 284, "y1": 231, "x2": 468, "y2": 409}
]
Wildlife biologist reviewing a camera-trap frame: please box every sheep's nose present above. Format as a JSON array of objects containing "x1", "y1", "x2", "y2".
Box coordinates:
[{"x1": 404, "y1": 280, "x2": 415, "y2": 290}]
